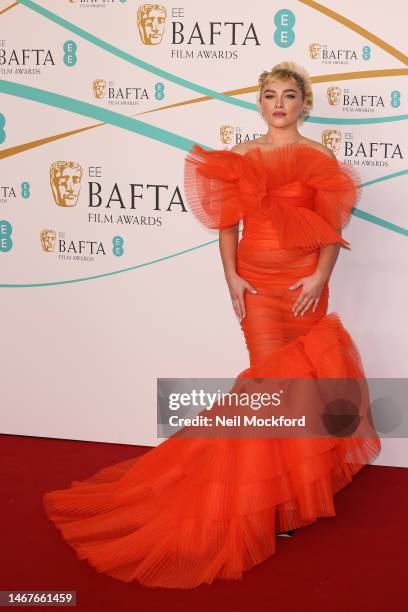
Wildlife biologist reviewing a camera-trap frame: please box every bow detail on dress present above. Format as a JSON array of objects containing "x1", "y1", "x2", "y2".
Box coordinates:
[{"x1": 184, "y1": 143, "x2": 361, "y2": 250}]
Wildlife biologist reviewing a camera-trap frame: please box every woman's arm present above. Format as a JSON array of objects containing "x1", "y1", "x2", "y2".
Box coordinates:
[
  {"x1": 315, "y1": 243, "x2": 341, "y2": 282},
  {"x1": 290, "y1": 146, "x2": 349, "y2": 315},
  {"x1": 290, "y1": 242, "x2": 342, "y2": 316},
  {"x1": 219, "y1": 224, "x2": 240, "y2": 279},
  {"x1": 219, "y1": 225, "x2": 257, "y2": 321}
]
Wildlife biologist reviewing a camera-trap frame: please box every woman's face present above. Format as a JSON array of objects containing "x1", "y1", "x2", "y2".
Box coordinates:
[{"x1": 259, "y1": 78, "x2": 306, "y2": 126}]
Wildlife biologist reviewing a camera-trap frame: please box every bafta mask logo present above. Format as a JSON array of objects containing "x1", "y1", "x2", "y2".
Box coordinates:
[
  {"x1": 50, "y1": 161, "x2": 83, "y2": 208},
  {"x1": 309, "y1": 42, "x2": 321, "y2": 59},
  {"x1": 40, "y1": 229, "x2": 56, "y2": 252},
  {"x1": 322, "y1": 129, "x2": 342, "y2": 155},
  {"x1": 327, "y1": 87, "x2": 341, "y2": 106},
  {"x1": 220, "y1": 124, "x2": 234, "y2": 145},
  {"x1": 137, "y1": 4, "x2": 167, "y2": 45},
  {"x1": 93, "y1": 79, "x2": 106, "y2": 99}
]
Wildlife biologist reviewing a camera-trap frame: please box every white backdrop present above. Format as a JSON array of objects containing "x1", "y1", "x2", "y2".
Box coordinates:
[{"x1": 0, "y1": 0, "x2": 407, "y2": 467}]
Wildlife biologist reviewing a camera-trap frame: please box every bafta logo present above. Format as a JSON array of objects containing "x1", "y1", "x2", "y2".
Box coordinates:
[
  {"x1": 220, "y1": 124, "x2": 234, "y2": 145},
  {"x1": 40, "y1": 229, "x2": 56, "y2": 252},
  {"x1": 137, "y1": 3, "x2": 167, "y2": 45},
  {"x1": 93, "y1": 79, "x2": 106, "y2": 99},
  {"x1": 309, "y1": 42, "x2": 321, "y2": 59},
  {"x1": 327, "y1": 87, "x2": 341, "y2": 106},
  {"x1": 50, "y1": 161, "x2": 83, "y2": 208},
  {"x1": 322, "y1": 129, "x2": 342, "y2": 155}
]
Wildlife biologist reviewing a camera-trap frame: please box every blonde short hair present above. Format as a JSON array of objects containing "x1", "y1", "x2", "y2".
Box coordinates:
[{"x1": 257, "y1": 61, "x2": 313, "y2": 123}]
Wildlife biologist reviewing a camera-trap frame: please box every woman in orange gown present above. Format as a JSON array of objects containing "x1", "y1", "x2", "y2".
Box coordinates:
[{"x1": 43, "y1": 62, "x2": 381, "y2": 589}]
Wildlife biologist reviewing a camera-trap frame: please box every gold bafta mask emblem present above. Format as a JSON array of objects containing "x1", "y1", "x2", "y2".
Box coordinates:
[
  {"x1": 93, "y1": 79, "x2": 107, "y2": 99},
  {"x1": 327, "y1": 87, "x2": 341, "y2": 106},
  {"x1": 137, "y1": 4, "x2": 167, "y2": 45},
  {"x1": 50, "y1": 161, "x2": 83, "y2": 208},
  {"x1": 40, "y1": 229, "x2": 57, "y2": 252},
  {"x1": 220, "y1": 125, "x2": 234, "y2": 145},
  {"x1": 309, "y1": 43, "x2": 321, "y2": 59},
  {"x1": 321, "y1": 129, "x2": 342, "y2": 155}
]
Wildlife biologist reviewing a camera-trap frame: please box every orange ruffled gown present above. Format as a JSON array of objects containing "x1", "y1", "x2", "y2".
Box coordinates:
[{"x1": 43, "y1": 142, "x2": 381, "y2": 589}]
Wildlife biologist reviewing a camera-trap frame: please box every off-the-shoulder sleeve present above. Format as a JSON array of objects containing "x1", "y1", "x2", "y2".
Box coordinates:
[
  {"x1": 183, "y1": 144, "x2": 265, "y2": 229},
  {"x1": 254, "y1": 143, "x2": 362, "y2": 250},
  {"x1": 297, "y1": 146, "x2": 362, "y2": 239}
]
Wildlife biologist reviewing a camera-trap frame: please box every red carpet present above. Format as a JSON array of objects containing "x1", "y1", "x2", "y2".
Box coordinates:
[{"x1": 0, "y1": 434, "x2": 406, "y2": 611}]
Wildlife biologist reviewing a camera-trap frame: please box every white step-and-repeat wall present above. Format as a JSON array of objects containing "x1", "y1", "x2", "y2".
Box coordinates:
[{"x1": 1, "y1": 0, "x2": 407, "y2": 466}]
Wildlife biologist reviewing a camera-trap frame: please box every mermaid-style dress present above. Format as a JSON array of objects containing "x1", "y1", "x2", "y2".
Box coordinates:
[{"x1": 43, "y1": 142, "x2": 381, "y2": 589}]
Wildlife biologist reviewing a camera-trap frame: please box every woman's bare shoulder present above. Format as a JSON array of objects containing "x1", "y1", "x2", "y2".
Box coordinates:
[
  {"x1": 230, "y1": 137, "x2": 336, "y2": 159},
  {"x1": 229, "y1": 142, "x2": 251, "y2": 156},
  {"x1": 230, "y1": 136, "x2": 271, "y2": 155},
  {"x1": 301, "y1": 138, "x2": 337, "y2": 159}
]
